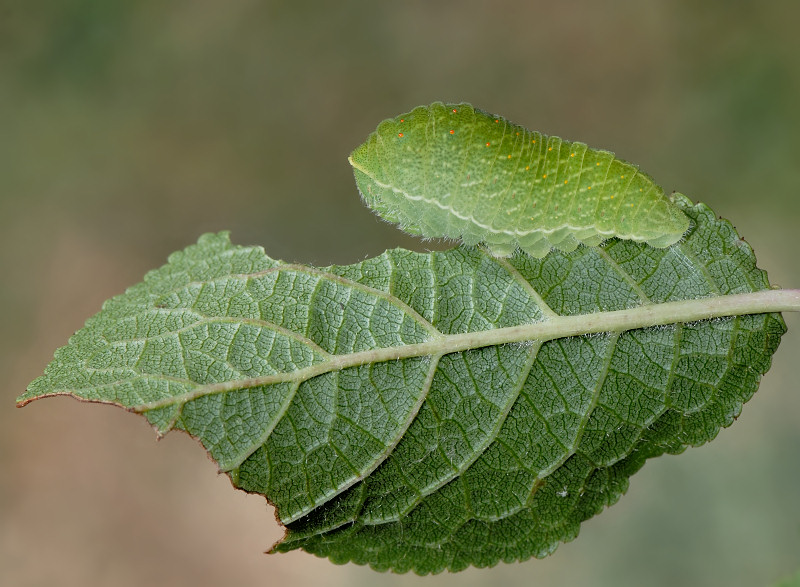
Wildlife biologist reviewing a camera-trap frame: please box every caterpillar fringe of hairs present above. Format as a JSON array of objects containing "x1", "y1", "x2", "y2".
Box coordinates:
[{"x1": 349, "y1": 102, "x2": 690, "y2": 258}]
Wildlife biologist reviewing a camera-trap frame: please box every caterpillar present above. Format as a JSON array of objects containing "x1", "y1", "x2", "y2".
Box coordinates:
[{"x1": 348, "y1": 102, "x2": 690, "y2": 258}]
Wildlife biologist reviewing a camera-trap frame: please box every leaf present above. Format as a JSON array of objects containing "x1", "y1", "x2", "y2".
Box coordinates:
[{"x1": 18, "y1": 195, "x2": 791, "y2": 574}]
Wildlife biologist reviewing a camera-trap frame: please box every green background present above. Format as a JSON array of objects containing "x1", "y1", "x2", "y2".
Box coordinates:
[{"x1": 2, "y1": 1, "x2": 798, "y2": 585}]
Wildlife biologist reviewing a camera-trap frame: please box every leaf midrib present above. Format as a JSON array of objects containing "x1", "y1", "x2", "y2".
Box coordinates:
[{"x1": 132, "y1": 289, "x2": 794, "y2": 415}]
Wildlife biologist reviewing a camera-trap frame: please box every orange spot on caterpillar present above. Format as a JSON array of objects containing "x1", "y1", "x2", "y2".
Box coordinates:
[
  {"x1": 525, "y1": 166, "x2": 530, "y2": 170},
  {"x1": 548, "y1": 147, "x2": 552, "y2": 151},
  {"x1": 449, "y1": 129, "x2": 455, "y2": 134},
  {"x1": 398, "y1": 133, "x2": 404, "y2": 137},
  {"x1": 564, "y1": 180, "x2": 568, "y2": 184},
  {"x1": 399, "y1": 119, "x2": 405, "y2": 122},
  {"x1": 543, "y1": 174, "x2": 547, "y2": 178},
  {"x1": 587, "y1": 186, "x2": 592, "y2": 190},
  {"x1": 610, "y1": 195, "x2": 615, "y2": 199},
  {"x1": 596, "y1": 162, "x2": 600, "y2": 166},
  {"x1": 507, "y1": 154, "x2": 512, "y2": 159},
  {"x1": 452, "y1": 109, "x2": 457, "y2": 113},
  {"x1": 494, "y1": 119, "x2": 499, "y2": 123},
  {"x1": 570, "y1": 153, "x2": 575, "y2": 157},
  {"x1": 486, "y1": 142, "x2": 491, "y2": 147}
]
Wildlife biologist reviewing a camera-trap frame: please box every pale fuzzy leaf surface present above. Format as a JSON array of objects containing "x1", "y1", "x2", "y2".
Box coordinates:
[{"x1": 20, "y1": 196, "x2": 785, "y2": 574}]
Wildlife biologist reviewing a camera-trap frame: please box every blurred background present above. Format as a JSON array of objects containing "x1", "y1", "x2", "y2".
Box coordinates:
[{"x1": 2, "y1": 1, "x2": 799, "y2": 585}]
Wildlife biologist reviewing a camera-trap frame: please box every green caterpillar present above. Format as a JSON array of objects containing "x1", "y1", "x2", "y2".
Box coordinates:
[{"x1": 349, "y1": 102, "x2": 690, "y2": 258}]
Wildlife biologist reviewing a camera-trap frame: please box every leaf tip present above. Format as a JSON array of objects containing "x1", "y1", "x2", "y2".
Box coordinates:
[{"x1": 16, "y1": 375, "x2": 50, "y2": 407}]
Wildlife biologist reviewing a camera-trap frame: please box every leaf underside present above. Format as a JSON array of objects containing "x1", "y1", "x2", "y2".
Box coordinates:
[{"x1": 19, "y1": 195, "x2": 785, "y2": 574}]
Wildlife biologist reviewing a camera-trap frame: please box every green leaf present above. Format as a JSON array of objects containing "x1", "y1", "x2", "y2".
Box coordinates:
[{"x1": 18, "y1": 195, "x2": 793, "y2": 574}]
